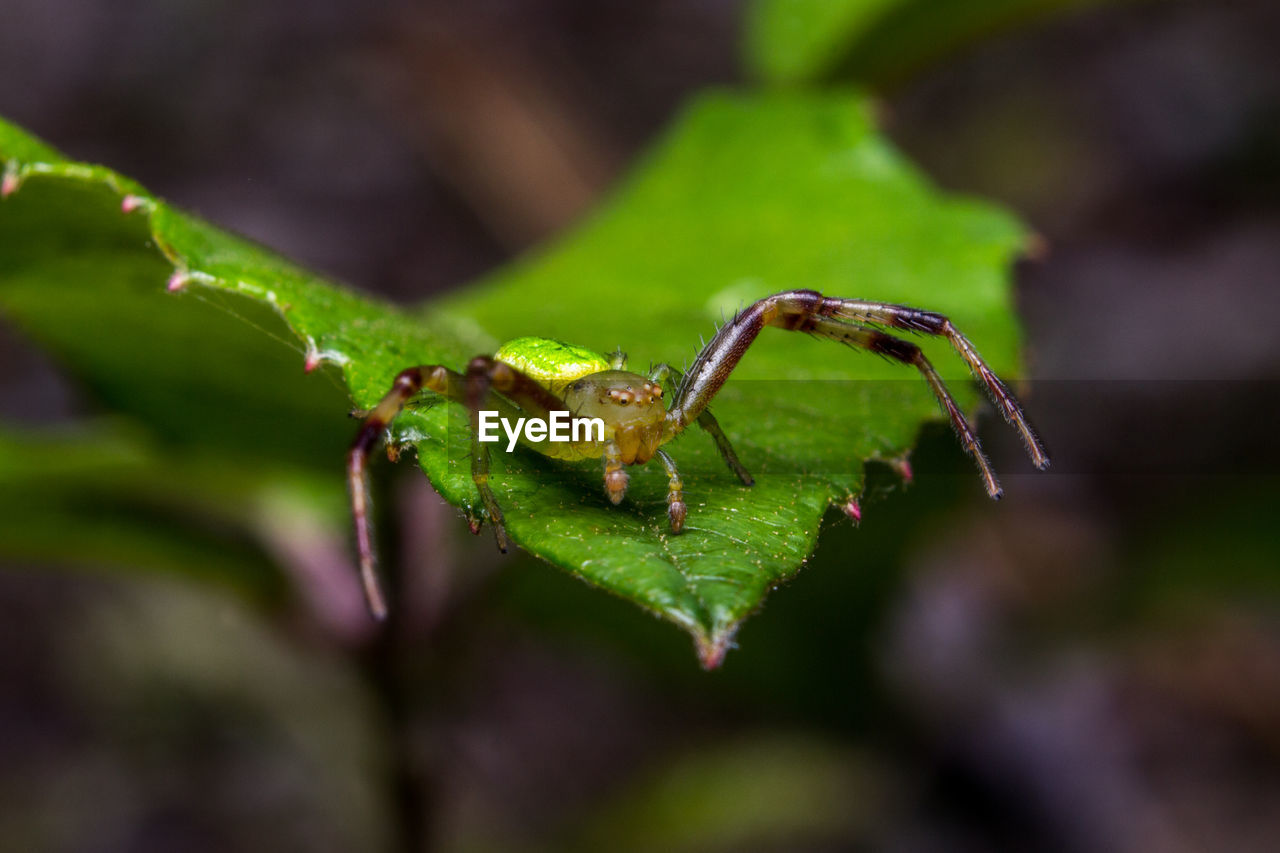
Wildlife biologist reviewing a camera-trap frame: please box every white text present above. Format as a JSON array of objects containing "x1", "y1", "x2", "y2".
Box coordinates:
[{"x1": 476, "y1": 410, "x2": 605, "y2": 451}]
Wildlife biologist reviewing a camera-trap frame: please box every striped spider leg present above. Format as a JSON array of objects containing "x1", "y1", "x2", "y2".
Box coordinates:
[
  {"x1": 346, "y1": 357, "x2": 565, "y2": 618},
  {"x1": 663, "y1": 289, "x2": 1049, "y2": 499}
]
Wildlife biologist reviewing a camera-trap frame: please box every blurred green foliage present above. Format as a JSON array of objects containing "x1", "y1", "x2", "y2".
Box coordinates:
[{"x1": 745, "y1": 0, "x2": 1122, "y2": 86}]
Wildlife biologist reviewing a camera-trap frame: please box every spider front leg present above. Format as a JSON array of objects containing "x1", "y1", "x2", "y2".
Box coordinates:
[
  {"x1": 461, "y1": 357, "x2": 515, "y2": 555},
  {"x1": 649, "y1": 363, "x2": 753, "y2": 486},
  {"x1": 820, "y1": 299, "x2": 1049, "y2": 470},
  {"x1": 456, "y1": 355, "x2": 572, "y2": 549},
  {"x1": 347, "y1": 357, "x2": 560, "y2": 618},
  {"x1": 668, "y1": 290, "x2": 1048, "y2": 499},
  {"x1": 655, "y1": 449, "x2": 687, "y2": 532},
  {"x1": 347, "y1": 365, "x2": 460, "y2": 619}
]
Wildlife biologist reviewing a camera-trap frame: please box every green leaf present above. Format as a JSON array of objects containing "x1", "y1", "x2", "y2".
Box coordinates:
[
  {"x1": 0, "y1": 155, "x2": 356, "y2": 467},
  {"x1": 745, "y1": 0, "x2": 1121, "y2": 87},
  {"x1": 0, "y1": 422, "x2": 292, "y2": 600},
  {"x1": 744, "y1": 0, "x2": 904, "y2": 85},
  {"x1": 1, "y1": 92, "x2": 1029, "y2": 665}
]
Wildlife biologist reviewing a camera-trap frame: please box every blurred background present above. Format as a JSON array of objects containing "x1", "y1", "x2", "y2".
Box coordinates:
[{"x1": 2, "y1": 0, "x2": 1279, "y2": 851}]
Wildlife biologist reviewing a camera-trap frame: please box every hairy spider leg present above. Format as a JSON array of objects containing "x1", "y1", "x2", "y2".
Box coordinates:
[
  {"x1": 347, "y1": 358, "x2": 563, "y2": 617},
  {"x1": 824, "y1": 300, "x2": 1049, "y2": 470},
  {"x1": 801, "y1": 320, "x2": 1002, "y2": 497},
  {"x1": 667, "y1": 289, "x2": 1048, "y2": 499},
  {"x1": 462, "y1": 355, "x2": 572, "y2": 549},
  {"x1": 649, "y1": 362, "x2": 754, "y2": 486},
  {"x1": 348, "y1": 365, "x2": 461, "y2": 619},
  {"x1": 655, "y1": 448, "x2": 687, "y2": 532}
]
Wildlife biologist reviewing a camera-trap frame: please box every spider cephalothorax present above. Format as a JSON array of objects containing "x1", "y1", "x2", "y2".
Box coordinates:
[{"x1": 347, "y1": 289, "x2": 1049, "y2": 617}]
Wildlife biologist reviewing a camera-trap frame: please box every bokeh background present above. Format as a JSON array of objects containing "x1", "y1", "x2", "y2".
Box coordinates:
[{"x1": 2, "y1": 1, "x2": 1279, "y2": 851}]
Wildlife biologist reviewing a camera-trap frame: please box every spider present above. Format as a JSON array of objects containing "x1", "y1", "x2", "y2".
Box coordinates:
[{"x1": 347, "y1": 289, "x2": 1049, "y2": 618}]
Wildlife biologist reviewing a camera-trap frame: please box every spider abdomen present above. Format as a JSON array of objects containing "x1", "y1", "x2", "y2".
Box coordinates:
[{"x1": 493, "y1": 336, "x2": 612, "y2": 395}]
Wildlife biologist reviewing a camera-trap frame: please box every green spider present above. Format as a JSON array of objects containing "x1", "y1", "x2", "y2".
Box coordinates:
[{"x1": 348, "y1": 289, "x2": 1049, "y2": 617}]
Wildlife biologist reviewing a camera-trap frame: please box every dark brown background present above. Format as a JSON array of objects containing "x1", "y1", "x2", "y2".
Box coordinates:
[{"x1": 2, "y1": 1, "x2": 1278, "y2": 851}]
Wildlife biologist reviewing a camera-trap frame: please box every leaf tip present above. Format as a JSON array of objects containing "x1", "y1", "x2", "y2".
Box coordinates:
[
  {"x1": 842, "y1": 496, "x2": 862, "y2": 524},
  {"x1": 695, "y1": 630, "x2": 735, "y2": 670},
  {"x1": 121, "y1": 194, "x2": 149, "y2": 214}
]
